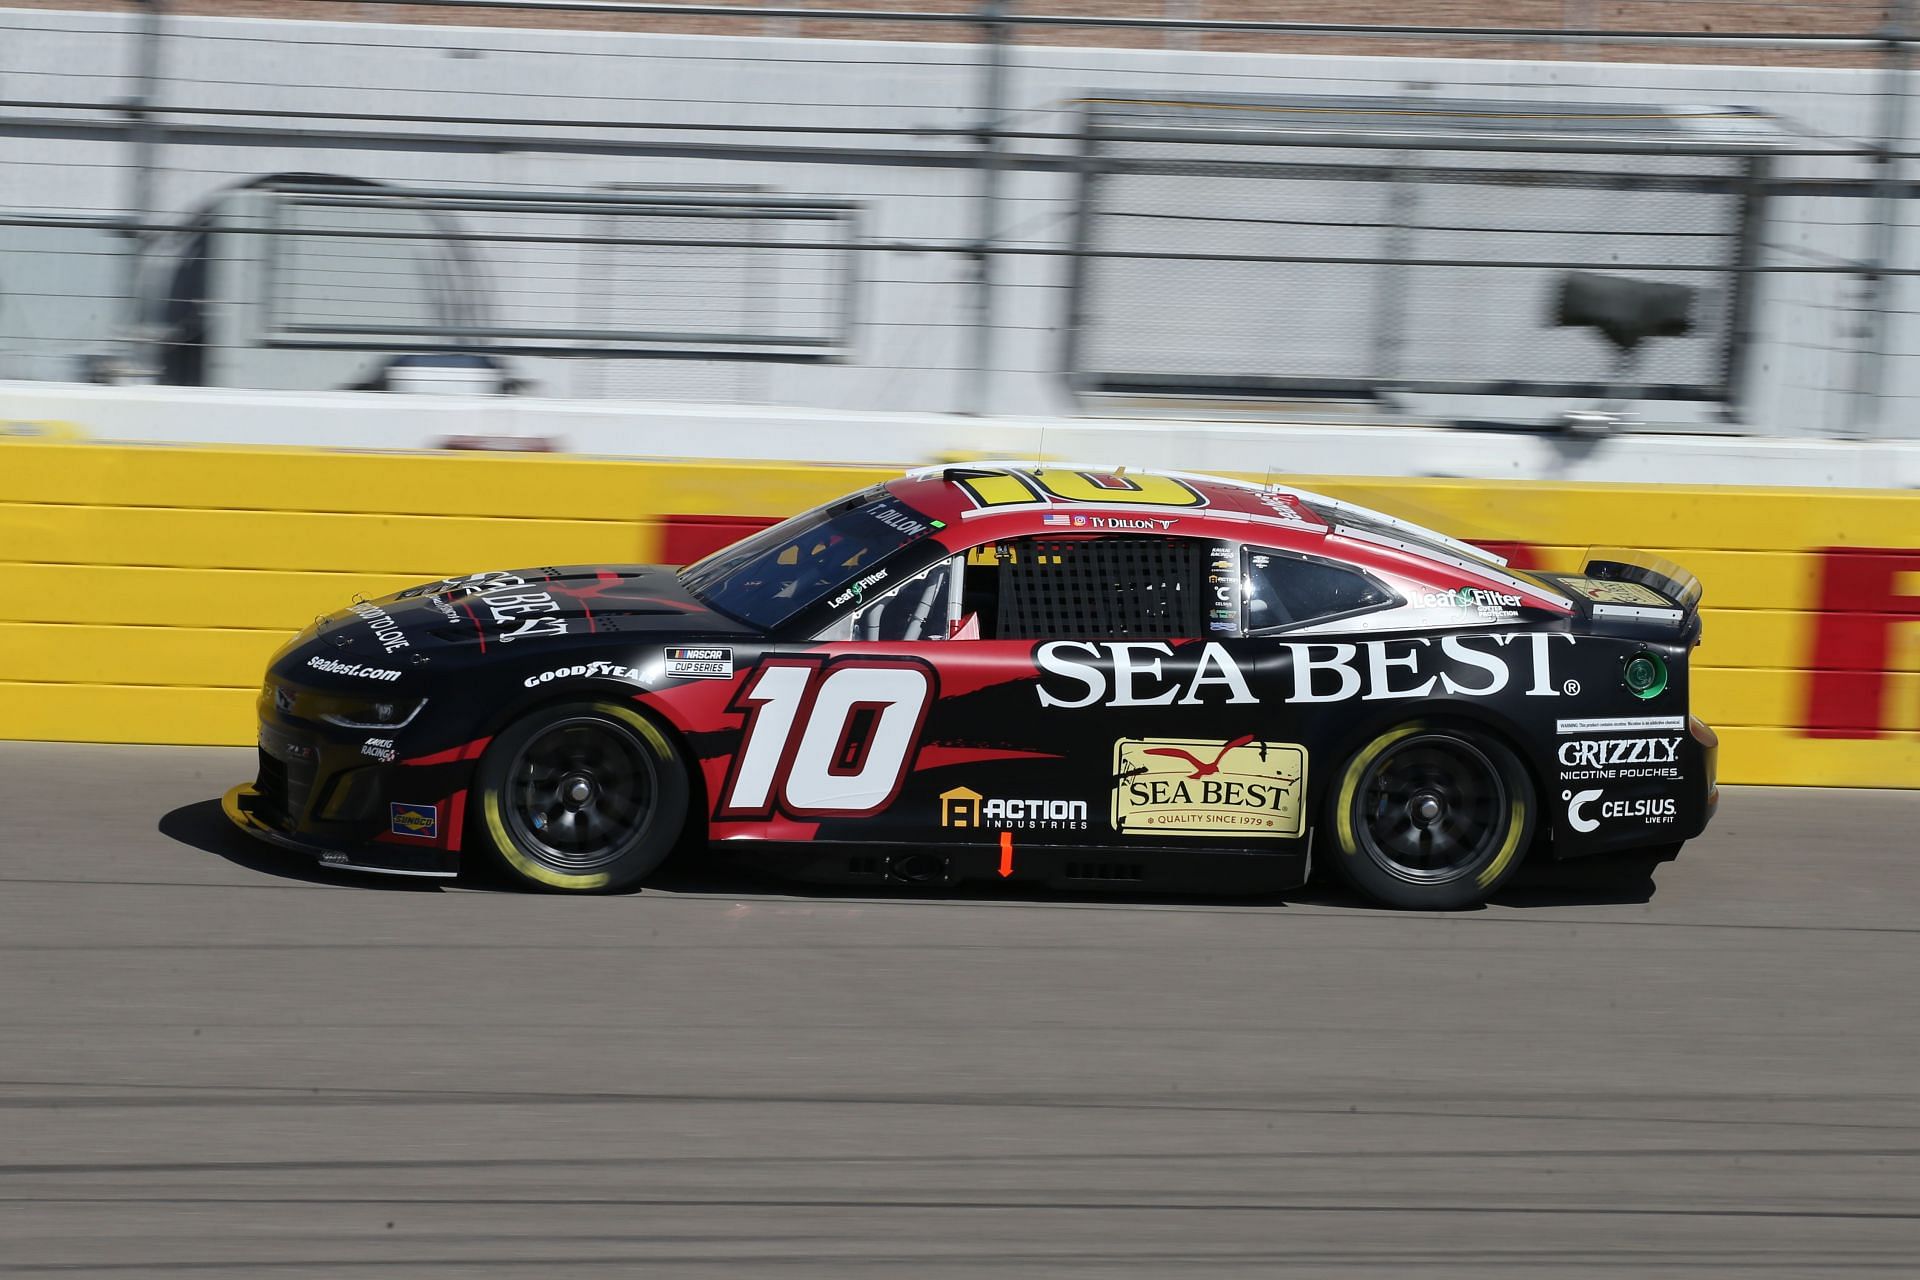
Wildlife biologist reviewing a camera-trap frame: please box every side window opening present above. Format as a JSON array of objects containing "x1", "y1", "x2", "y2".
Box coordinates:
[
  {"x1": 1244, "y1": 546, "x2": 1396, "y2": 633},
  {"x1": 849, "y1": 559, "x2": 958, "y2": 642},
  {"x1": 965, "y1": 536, "x2": 1207, "y2": 641}
]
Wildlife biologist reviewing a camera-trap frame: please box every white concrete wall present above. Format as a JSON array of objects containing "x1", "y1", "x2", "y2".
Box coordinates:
[{"x1": 7, "y1": 380, "x2": 1917, "y2": 489}]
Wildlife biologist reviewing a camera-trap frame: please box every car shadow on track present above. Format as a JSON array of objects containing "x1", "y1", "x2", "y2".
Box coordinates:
[
  {"x1": 162, "y1": 796, "x2": 1680, "y2": 909},
  {"x1": 158, "y1": 799, "x2": 445, "y2": 892},
  {"x1": 645, "y1": 845, "x2": 1681, "y2": 912}
]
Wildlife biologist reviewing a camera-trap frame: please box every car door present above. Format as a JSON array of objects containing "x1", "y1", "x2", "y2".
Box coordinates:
[{"x1": 820, "y1": 530, "x2": 1260, "y2": 855}]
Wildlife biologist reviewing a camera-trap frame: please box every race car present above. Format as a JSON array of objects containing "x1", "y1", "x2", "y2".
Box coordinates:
[{"x1": 223, "y1": 462, "x2": 1717, "y2": 909}]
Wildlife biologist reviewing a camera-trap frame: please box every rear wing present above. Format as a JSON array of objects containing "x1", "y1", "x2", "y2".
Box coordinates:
[{"x1": 1555, "y1": 547, "x2": 1704, "y2": 633}]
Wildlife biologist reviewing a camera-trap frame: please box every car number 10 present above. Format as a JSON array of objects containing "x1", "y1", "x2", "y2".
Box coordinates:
[{"x1": 719, "y1": 658, "x2": 935, "y2": 819}]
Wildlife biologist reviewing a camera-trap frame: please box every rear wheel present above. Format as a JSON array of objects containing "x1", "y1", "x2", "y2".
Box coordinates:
[
  {"x1": 1327, "y1": 722, "x2": 1534, "y2": 910},
  {"x1": 474, "y1": 701, "x2": 689, "y2": 892}
]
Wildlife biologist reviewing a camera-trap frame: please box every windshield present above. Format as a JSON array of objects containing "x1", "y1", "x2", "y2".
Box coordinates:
[{"x1": 678, "y1": 488, "x2": 938, "y2": 630}]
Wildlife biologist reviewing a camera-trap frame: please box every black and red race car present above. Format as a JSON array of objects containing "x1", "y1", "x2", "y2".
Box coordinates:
[{"x1": 223, "y1": 463, "x2": 1717, "y2": 909}]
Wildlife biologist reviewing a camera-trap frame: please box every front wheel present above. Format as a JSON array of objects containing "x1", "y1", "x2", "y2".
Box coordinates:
[
  {"x1": 473, "y1": 701, "x2": 690, "y2": 892},
  {"x1": 1326, "y1": 723, "x2": 1534, "y2": 910}
]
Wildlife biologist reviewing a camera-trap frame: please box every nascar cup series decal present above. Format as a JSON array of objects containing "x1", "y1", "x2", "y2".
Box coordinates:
[
  {"x1": 1111, "y1": 737, "x2": 1307, "y2": 839},
  {"x1": 664, "y1": 646, "x2": 733, "y2": 679}
]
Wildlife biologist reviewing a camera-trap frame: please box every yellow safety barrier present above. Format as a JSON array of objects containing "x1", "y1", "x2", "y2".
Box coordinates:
[{"x1": 1, "y1": 440, "x2": 1916, "y2": 787}]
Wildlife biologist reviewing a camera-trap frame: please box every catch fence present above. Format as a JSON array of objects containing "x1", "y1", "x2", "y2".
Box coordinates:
[{"x1": 1, "y1": 0, "x2": 1918, "y2": 436}]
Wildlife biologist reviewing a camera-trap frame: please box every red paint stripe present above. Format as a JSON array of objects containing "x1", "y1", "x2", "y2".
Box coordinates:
[
  {"x1": 444, "y1": 788, "x2": 467, "y2": 852},
  {"x1": 912, "y1": 745, "x2": 1062, "y2": 771},
  {"x1": 402, "y1": 735, "x2": 492, "y2": 767},
  {"x1": 456, "y1": 597, "x2": 487, "y2": 653}
]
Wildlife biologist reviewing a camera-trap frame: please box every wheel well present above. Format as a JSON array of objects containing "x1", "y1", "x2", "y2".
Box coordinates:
[
  {"x1": 477, "y1": 692, "x2": 711, "y2": 849},
  {"x1": 1325, "y1": 711, "x2": 1545, "y2": 829}
]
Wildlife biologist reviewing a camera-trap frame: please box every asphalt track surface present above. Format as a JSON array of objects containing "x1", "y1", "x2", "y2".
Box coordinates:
[{"x1": 1, "y1": 743, "x2": 1916, "y2": 1277}]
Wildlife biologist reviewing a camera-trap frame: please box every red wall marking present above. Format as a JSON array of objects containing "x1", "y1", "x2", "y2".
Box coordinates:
[
  {"x1": 1473, "y1": 540, "x2": 1545, "y2": 570},
  {"x1": 661, "y1": 514, "x2": 782, "y2": 566},
  {"x1": 1802, "y1": 548, "x2": 1920, "y2": 739}
]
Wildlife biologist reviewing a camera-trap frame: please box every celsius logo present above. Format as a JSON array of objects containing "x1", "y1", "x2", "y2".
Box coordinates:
[
  {"x1": 1564, "y1": 788, "x2": 1678, "y2": 833},
  {"x1": 1565, "y1": 788, "x2": 1605, "y2": 833}
]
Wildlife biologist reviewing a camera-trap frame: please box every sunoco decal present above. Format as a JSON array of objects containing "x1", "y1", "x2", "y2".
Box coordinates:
[
  {"x1": 1111, "y1": 737, "x2": 1307, "y2": 839},
  {"x1": 664, "y1": 647, "x2": 733, "y2": 679},
  {"x1": 389, "y1": 803, "x2": 438, "y2": 839}
]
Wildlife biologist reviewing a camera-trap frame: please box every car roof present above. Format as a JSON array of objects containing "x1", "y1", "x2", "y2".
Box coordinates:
[{"x1": 888, "y1": 461, "x2": 1572, "y2": 612}]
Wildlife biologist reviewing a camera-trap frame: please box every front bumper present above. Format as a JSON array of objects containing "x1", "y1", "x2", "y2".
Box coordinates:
[{"x1": 223, "y1": 783, "x2": 459, "y2": 878}]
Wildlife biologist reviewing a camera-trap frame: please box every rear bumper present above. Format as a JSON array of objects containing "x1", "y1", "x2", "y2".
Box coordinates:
[
  {"x1": 223, "y1": 783, "x2": 459, "y2": 879},
  {"x1": 1694, "y1": 714, "x2": 1720, "y2": 834}
]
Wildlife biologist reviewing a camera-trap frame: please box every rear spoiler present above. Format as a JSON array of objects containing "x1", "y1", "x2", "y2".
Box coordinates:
[
  {"x1": 1559, "y1": 547, "x2": 1704, "y2": 634},
  {"x1": 1584, "y1": 548, "x2": 1703, "y2": 611}
]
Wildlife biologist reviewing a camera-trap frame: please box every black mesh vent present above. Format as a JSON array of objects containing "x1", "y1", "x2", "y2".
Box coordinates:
[
  {"x1": 255, "y1": 749, "x2": 288, "y2": 825},
  {"x1": 255, "y1": 748, "x2": 315, "y2": 830},
  {"x1": 998, "y1": 537, "x2": 1204, "y2": 640}
]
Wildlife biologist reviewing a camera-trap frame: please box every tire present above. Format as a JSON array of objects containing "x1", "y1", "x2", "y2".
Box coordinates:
[
  {"x1": 1326, "y1": 721, "x2": 1535, "y2": 910},
  {"x1": 473, "y1": 700, "x2": 690, "y2": 893}
]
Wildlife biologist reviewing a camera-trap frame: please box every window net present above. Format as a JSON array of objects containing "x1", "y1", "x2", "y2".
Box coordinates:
[{"x1": 998, "y1": 537, "x2": 1205, "y2": 640}]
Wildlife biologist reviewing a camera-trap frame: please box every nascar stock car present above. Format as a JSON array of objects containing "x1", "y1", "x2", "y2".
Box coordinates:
[{"x1": 223, "y1": 462, "x2": 1717, "y2": 909}]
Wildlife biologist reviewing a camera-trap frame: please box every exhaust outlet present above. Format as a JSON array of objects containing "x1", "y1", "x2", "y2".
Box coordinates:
[{"x1": 887, "y1": 853, "x2": 948, "y2": 885}]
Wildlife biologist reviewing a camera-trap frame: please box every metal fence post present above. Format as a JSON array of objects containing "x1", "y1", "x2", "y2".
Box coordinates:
[
  {"x1": 1849, "y1": 5, "x2": 1912, "y2": 440},
  {"x1": 120, "y1": 0, "x2": 167, "y2": 376},
  {"x1": 964, "y1": 0, "x2": 1008, "y2": 416}
]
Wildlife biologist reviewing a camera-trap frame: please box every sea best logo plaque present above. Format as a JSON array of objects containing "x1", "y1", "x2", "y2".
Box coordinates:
[{"x1": 1111, "y1": 737, "x2": 1307, "y2": 839}]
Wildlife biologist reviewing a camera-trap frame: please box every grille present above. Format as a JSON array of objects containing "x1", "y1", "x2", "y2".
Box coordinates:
[
  {"x1": 316, "y1": 767, "x2": 385, "y2": 824},
  {"x1": 254, "y1": 748, "x2": 316, "y2": 828},
  {"x1": 254, "y1": 749, "x2": 289, "y2": 826}
]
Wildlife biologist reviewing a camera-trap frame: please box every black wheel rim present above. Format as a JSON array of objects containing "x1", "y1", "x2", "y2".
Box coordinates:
[
  {"x1": 503, "y1": 716, "x2": 659, "y2": 873},
  {"x1": 1354, "y1": 733, "x2": 1510, "y2": 885}
]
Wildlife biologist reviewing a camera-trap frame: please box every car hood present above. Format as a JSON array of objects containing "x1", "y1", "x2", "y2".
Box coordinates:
[{"x1": 310, "y1": 564, "x2": 754, "y2": 661}]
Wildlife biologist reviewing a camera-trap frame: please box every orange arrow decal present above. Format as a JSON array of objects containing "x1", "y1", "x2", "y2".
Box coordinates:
[{"x1": 998, "y1": 831, "x2": 1014, "y2": 878}]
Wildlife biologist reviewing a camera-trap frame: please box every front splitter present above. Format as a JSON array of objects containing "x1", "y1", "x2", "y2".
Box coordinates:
[{"x1": 221, "y1": 784, "x2": 459, "y2": 879}]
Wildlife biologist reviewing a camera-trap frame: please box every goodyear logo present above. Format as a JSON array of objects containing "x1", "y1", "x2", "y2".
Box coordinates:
[{"x1": 389, "y1": 803, "x2": 438, "y2": 839}]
